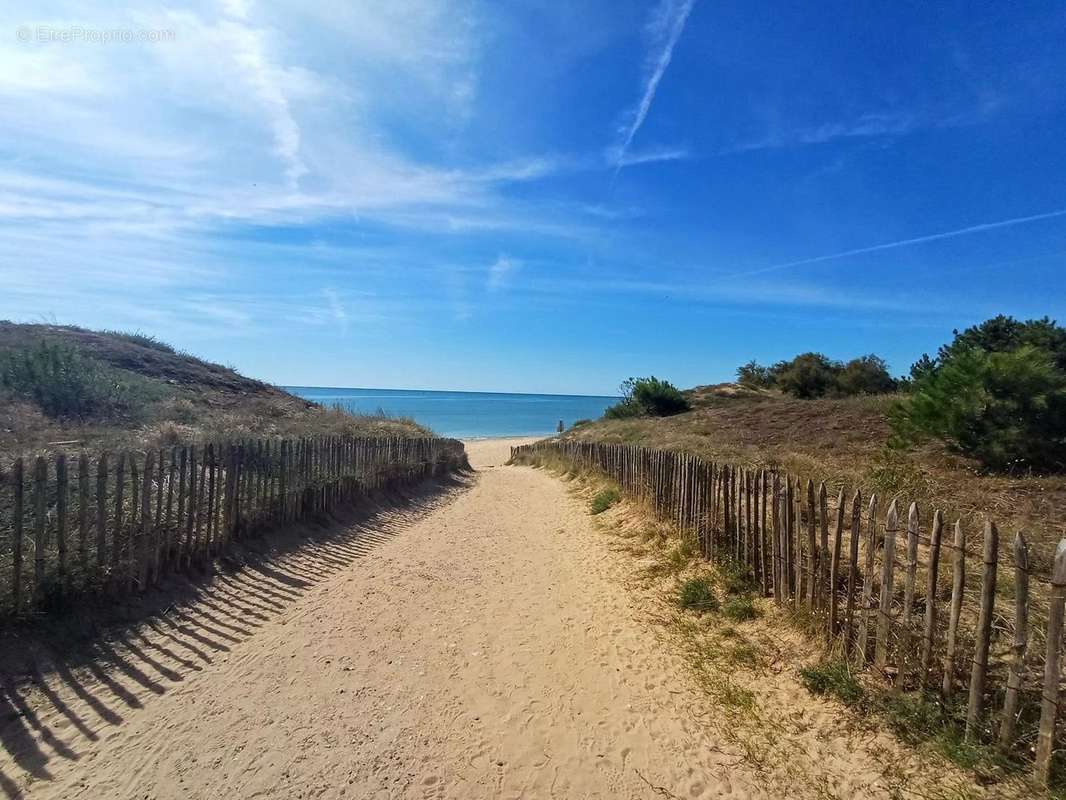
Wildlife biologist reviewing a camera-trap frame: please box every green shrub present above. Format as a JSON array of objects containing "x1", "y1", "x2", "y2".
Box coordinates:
[
  {"x1": 891, "y1": 345, "x2": 1066, "y2": 472},
  {"x1": 799, "y1": 661, "x2": 864, "y2": 706},
  {"x1": 835, "y1": 354, "x2": 897, "y2": 396},
  {"x1": 603, "y1": 402, "x2": 641, "y2": 419},
  {"x1": 937, "y1": 314, "x2": 1066, "y2": 371},
  {"x1": 736, "y1": 360, "x2": 773, "y2": 388},
  {"x1": 678, "y1": 576, "x2": 719, "y2": 613},
  {"x1": 604, "y1": 376, "x2": 690, "y2": 418},
  {"x1": 590, "y1": 487, "x2": 621, "y2": 514},
  {"x1": 736, "y1": 353, "x2": 897, "y2": 398},
  {"x1": 570, "y1": 418, "x2": 592, "y2": 429},
  {"x1": 719, "y1": 559, "x2": 756, "y2": 595},
  {"x1": 0, "y1": 340, "x2": 161, "y2": 420},
  {"x1": 722, "y1": 595, "x2": 758, "y2": 621},
  {"x1": 772, "y1": 352, "x2": 840, "y2": 399}
]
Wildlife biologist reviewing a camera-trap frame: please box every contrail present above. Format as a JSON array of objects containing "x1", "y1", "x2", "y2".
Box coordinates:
[
  {"x1": 614, "y1": 0, "x2": 696, "y2": 170},
  {"x1": 732, "y1": 207, "x2": 1066, "y2": 277}
]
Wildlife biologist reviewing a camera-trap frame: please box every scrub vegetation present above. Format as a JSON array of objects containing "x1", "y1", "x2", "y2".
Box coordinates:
[{"x1": 0, "y1": 322, "x2": 430, "y2": 454}]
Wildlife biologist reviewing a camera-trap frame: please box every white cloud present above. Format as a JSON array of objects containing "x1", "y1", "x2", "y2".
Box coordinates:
[
  {"x1": 0, "y1": 1, "x2": 567, "y2": 240},
  {"x1": 725, "y1": 111, "x2": 919, "y2": 154},
  {"x1": 610, "y1": 144, "x2": 690, "y2": 167},
  {"x1": 487, "y1": 254, "x2": 519, "y2": 291},
  {"x1": 612, "y1": 0, "x2": 696, "y2": 169},
  {"x1": 731, "y1": 207, "x2": 1066, "y2": 277}
]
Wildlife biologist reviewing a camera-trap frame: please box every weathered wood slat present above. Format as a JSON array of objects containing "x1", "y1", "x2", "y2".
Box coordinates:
[
  {"x1": 12, "y1": 459, "x2": 24, "y2": 612},
  {"x1": 919, "y1": 510, "x2": 944, "y2": 688},
  {"x1": 828, "y1": 488, "x2": 844, "y2": 637},
  {"x1": 998, "y1": 532, "x2": 1028, "y2": 751},
  {"x1": 1035, "y1": 539, "x2": 1066, "y2": 785},
  {"x1": 844, "y1": 490, "x2": 862, "y2": 651},
  {"x1": 806, "y1": 480, "x2": 817, "y2": 608},
  {"x1": 900, "y1": 503, "x2": 920, "y2": 685},
  {"x1": 855, "y1": 494, "x2": 879, "y2": 666},
  {"x1": 942, "y1": 520, "x2": 966, "y2": 698},
  {"x1": 966, "y1": 521, "x2": 998, "y2": 738},
  {"x1": 874, "y1": 501, "x2": 899, "y2": 672}
]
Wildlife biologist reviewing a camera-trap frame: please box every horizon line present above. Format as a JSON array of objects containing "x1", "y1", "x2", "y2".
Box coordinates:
[{"x1": 282, "y1": 384, "x2": 622, "y2": 399}]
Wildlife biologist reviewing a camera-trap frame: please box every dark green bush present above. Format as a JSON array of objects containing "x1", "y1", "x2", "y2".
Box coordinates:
[
  {"x1": 735, "y1": 353, "x2": 897, "y2": 398},
  {"x1": 771, "y1": 353, "x2": 839, "y2": 398},
  {"x1": 604, "y1": 376, "x2": 689, "y2": 418},
  {"x1": 736, "y1": 360, "x2": 773, "y2": 388},
  {"x1": 835, "y1": 355, "x2": 896, "y2": 396},
  {"x1": 678, "y1": 576, "x2": 719, "y2": 613},
  {"x1": 939, "y1": 314, "x2": 1066, "y2": 370},
  {"x1": 0, "y1": 339, "x2": 160, "y2": 420},
  {"x1": 891, "y1": 345, "x2": 1066, "y2": 472}
]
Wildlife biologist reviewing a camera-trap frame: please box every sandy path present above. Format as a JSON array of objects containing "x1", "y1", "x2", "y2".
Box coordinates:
[{"x1": 3, "y1": 438, "x2": 758, "y2": 800}]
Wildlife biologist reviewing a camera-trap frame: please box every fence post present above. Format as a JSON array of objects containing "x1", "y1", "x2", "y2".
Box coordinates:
[
  {"x1": 942, "y1": 520, "x2": 966, "y2": 697},
  {"x1": 828, "y1": 488, "x2": 844, "y2": 637},
  {"x1": 919, "y1": 510, "x2": 944, "y2": 688},
  {"x1": 12, "y1": 458, "x2": 24, "y2": 613},
  {"x1": 1035, "y1": 539, "x2": 1066, "y2": 786},
  {"x1": 874, "y1": 500, "x2": 899, "y2": 673},
  {"x1": 776, "y1": 475, "x2": 784, "y2": 601},
  {"x1": 965, "y1": 520, "x2": 998, "y2": 739},
  {"x1": 55, "y1": 454, "x2": 68, "y2": 592},
  {"x1": 855, "y1": 494, "x2": 879, "y2": 666},
  {"x1": 139, "y1": 451, "x2": 154, "y2": 590},
  {"x1": 900, "y1": 502, "x2": 920, "y2": 685},
  {"x1": 817, "y1": 482, "x2": 829, "y2": 610},
  {"x1": 998, "y1": 532, "x2": 1028, "y2": 751},
  {"x1": 111, "y1": 452, "x2": 125, "y2": 576},
  {"x1": 33, "y1": 456, "x2": 47, "y2": 605},
  {"x1": 78, "y1": 453, "x2": 89, "y2": 578},
  {"x1": 844, "y1": 490, "x2": 862, "y2": 651},
  {"x1": 806, "y1": 480, "x2": 817, "y2": 608}
]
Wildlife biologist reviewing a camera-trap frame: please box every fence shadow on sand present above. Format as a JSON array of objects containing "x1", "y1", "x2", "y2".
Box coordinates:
[{"x1": 0, "y1": 470, "x2": 473, "y2": 800}]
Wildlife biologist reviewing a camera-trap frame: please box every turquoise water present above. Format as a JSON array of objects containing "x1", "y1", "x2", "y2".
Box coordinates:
[{"x1": 286, "y1": 387, "x2": 618, "y2": 439}]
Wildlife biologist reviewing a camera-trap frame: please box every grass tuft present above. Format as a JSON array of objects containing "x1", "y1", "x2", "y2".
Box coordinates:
[
  {"x1": 722, "y1": 594, "x2": 759, "y2": 622},
  {"x1": 799, "y1": 660, "x2": 864, "y2": 706},
  {"x1": 678, "y1": 576, "x2": 719, "y2": 613},
  {"x1": 719, "y1": 559, "x2": 757, "y2": 595},
  {"x1": 100, "y1": 329, "x2": 177, "y2": 353},
  {"x1": 590, "y1": 487, "x2": 621, "y2": 514}
]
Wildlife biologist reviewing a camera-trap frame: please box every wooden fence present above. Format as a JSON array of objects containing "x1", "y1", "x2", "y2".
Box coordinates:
[
  {"x1": 1, "y1": 435, "x2": 467, "y2": 617},
  {"x1": 511, "y1": 439, "x2": 1066, "y2": 785}
]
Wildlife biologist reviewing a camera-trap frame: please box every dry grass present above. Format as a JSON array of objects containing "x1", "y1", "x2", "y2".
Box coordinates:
[
  {"x1": 0, "y1": 322, "x2": 430, "y2": 456},
  {"x1": 562, "y1": 385, "x2": 1066, "y2": 565},
  {"x1": 553, "y1": 466, "x2": 1032, "y2": 799}
]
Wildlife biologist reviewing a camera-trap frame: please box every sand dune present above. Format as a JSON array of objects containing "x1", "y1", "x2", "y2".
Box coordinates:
[{"x1": 1, "y1": 438, "x2": 986, "y2": 799}]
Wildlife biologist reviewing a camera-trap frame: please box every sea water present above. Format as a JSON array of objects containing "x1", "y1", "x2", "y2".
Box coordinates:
[{"x1": 286, "y1": 387, "x2": 618, "y2": 439}]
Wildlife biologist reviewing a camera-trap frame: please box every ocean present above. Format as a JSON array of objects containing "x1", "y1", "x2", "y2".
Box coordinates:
[{"x1": 286, "y1": 387, "x2": 618, "y2": 439}]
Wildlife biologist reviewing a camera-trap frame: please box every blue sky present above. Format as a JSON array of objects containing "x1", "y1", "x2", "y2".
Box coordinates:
[{"x1": 1, "y1": 1, "x2": 1064, "y2": 395}]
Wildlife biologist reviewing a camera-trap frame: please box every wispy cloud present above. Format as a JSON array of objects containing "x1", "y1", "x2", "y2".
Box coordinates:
[
  {"x1": 732, "y1": 207, "x2": 1066, "y2": 277},
  {"x1": 725, "y1": 111, "x2": 918, "y2": 154},
  {"x1": 612, "y1": 145, "x2": 691, "y2": 167},
  {"x1": 488, "y1": 254, "x2": 520, "y2": 291},
  {"x1": 611, "y1": 0, "x2": 696, "y2": 169},
  {"x1": 322, "y1": 287, "x2": 349, "y2": 333}
]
